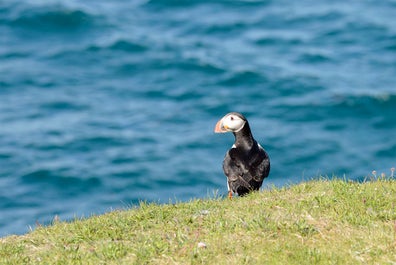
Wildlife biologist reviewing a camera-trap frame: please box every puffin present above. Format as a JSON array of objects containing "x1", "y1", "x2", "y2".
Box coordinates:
[{"x1": 214, "y1": 112, "x2": 270, "y2": 198}]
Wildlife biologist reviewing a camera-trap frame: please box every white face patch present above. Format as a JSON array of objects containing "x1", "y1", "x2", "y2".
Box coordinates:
[{"x1": 223, "y1": 114, "x2": 246, "y2": 132}]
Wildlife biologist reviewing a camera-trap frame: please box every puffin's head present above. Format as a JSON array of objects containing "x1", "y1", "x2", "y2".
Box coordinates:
[{"x1": 214, "y1": 112, "x2": 247, "y2": 133}]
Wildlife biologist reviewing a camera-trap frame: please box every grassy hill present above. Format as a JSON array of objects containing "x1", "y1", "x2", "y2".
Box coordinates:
[{"x1": 1, "y1": 178, "x2": 395, "y2": 264}]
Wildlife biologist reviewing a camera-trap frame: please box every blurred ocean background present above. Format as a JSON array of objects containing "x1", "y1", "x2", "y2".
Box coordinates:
[{"x1": 1, "y1": 0, "x2": 396, "y2": 236}]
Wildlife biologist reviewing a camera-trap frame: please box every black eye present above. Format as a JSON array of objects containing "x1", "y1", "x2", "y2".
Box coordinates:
[{"x1": 230, "y1": 116, "x2": 234, "y2": 121}]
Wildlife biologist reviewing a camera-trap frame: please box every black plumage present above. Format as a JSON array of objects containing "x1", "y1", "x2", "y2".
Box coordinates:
[{"x1": 214, "y1": 112, "x2": 270, "y2": 198}]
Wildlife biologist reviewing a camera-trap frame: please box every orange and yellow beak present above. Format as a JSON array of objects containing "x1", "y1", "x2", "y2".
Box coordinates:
[{"x1": 214, "y1": 118, "x2": 228, "y2": 133}]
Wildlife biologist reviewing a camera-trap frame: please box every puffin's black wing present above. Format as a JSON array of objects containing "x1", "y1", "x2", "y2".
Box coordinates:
[{"x1": 223, "y1": 142, "x2": 270, "y2": 196}]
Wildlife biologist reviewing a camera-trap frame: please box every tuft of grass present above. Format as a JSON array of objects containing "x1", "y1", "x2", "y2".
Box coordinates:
[{"x1": 1, "y1": 178, "x2": 396, "y2": 264}]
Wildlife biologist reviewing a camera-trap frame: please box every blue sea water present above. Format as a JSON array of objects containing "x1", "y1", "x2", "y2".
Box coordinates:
[{"x1": 1, "y1": 0, "x2": 396, "y2": 236}]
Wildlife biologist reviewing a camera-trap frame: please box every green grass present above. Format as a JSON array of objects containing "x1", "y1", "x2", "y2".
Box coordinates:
[{"x1": 1, "y1": 178, "x2": 396, "y2": 264}]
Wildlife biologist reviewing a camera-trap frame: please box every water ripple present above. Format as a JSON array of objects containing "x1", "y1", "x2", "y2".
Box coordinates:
[{"x1": 9, "y1": 5, "x2": 97, "y2": 32}]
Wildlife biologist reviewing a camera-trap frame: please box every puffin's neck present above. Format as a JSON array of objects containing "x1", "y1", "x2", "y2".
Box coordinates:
[{"x1": 233, "y1": 122, "x2": 254, "y2": 150}]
